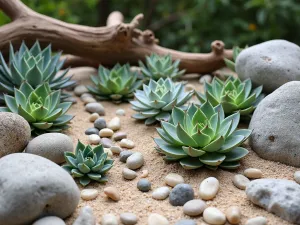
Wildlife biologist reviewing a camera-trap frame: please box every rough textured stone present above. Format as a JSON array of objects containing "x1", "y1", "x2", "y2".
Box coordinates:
[
  {"x1": 72, "y1": 206, "x2": 96, "y2": 225},
  {"x1": 169, "y1": 183, "x2": 194, "y2": 206},
  {"x1": 249, "y1": 81, "x2": 300, "y2": 166},
  {"x1": 32, "y1": 216, "x2": 66, "y2": 225},
  {"x1": 246, "y1": 179, "x2": 300, "y2": 224},
  {"x1": 236, "y1": 39, "x2": 300, "y2": 93},
  {"x1": 0, "y1": 153, "x2": 80, "y2": 225},
  {"x1": 0, "y1": 112, "x2": 31, "y2": 158}
]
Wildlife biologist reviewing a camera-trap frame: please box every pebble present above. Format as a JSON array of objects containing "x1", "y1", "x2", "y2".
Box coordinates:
[
  {"x1": 126, "y1": 152, "x2": 144, "y2": 170},
  {"x1": 99, "y1": 128, "x2": 114, "y2": 137},
  {"x1": 152, "y1": 186, "x2": 170, "y2": 200},
  {"x1": 81, "y1": 93, "x2": 93, "y2": 99},
  {"x1": 73, "y1": 206, "x2": 96, "y2": 225},
  {"x1": 294, "y1": 171, "x2": 300, "y2": 184},
  {"x1": 88, "y1": 134, "x2": 101, "y2": 145},
  {"x1": 169, "y1": 183, "x2": 194, "y2": 206},
  {"x1": 244, "y1": 168, "x2": 263, "y2": 179},
  {"x1": 113, "y1": 132, "x2": 127, "y2": 141},
  {"x1": 141, "y1": 169, "x2": 149, "y2": 178},
  {"x1": 199, "y1": 177, "x2": 219, "y2": 200},
  {"x1": 81, "y1": 189, "x2": 99, "y2": 201},
  {"x1": 74, "y1": 85, "x2": 88, "y2": 96},
  {"x1": 165, "y1": 173, "x2": 184, "y2": 187},
  {"x1": 85, "y1": 127, "x2": 99, "y2": 135},
  {"x1": 101, "y1": 214, "x2": 118, "y2": 225},
  {"x1": 104, "y1": 187, "x2": 120, "y2": 201},
  {"x1": 94, "y1": 118, "x2": 107, "y2": 130},
  {"x1": 89, "y1": 113, "x2": 99, "y2": 122},
  {"x1": 110, "y1": 146, "x2": 122, "y2": 154},
  {"x1": 148, "y1": 213, "x2": 169, "y2": 225},
  {"x1": 185, "y1": 84, "x2": 195, "y2": 91},
  {"x1": 199, "y1": 74, "x2": 212, "y2": 84},
  {"x1": 116, "y1": 109, "x2": 126, "y2": 116},
  {"x1": 32, "y1": 216, "x2": 66, "y2": 225},
  {"x1": 82, "y1": 96, "x2": 96, "y2": 104},
  {"x1": 203, "y1": 207, "x2": 226, "y2": 225},
  {"x1": 245, "y1": 216, "x2": 267, "y2": 225},
  {"x1": 137, "y1": 179, "x2": 151, "y2": 192},
  {"x1": 108, "y1": 117, "x2": 121, "y2": 131},
  {"x1": 120, "y1": 139, "x2": 135, "y2": 149},
  {"x1": 175, "y1": 219, "x2": 196, "y2": 225},
  {"x1": 63, "y1": 97, "x2": 77, "y2": 104},
  {"x1": 226, "y1": 206, "x2": 241, "y2": 224},
  {"x1": 120, "y1": 212, "x2": 138, "y2": 225},
  {"x1": 85, "y1": 102, "x2": 105, "y2": 115},
  {"x1": 233, "y1": 174, "x2": 250, "y2": 190},
  {"x1": 123, "y1": 168, "x2": 137, "y2": 180},
  {"x1": 104, "y1": 148, "x2": 113, "y2": 158},
  {"x1": 183, "y1": 199, "x2": 207, "y2": 216},
  {"x1": 120, "y1": 150, "x2": 134, "y2": 163},
  {"x1": 101, "y1": 138, "x2": 113, "y2": 148}
]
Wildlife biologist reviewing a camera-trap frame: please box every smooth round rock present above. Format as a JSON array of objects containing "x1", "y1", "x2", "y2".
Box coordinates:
[
  {"x1": 199, "y1": 177, "x2": 219, "y2": 200},
  {"x1": 74, "y1": 85, "x2": 88, "y2": 96},
  {"x1": 126, "y1": 152, "x2": 144, "y2": 170},
  {"x1": 141, "y1": 169, "x2": 149, "y2": 178},
  {"x1": 89, "y1": 113, "x2": 99, "y2": 122},
  {"x1": 81, "y1": 189, "x2": 99, "y2": 201},
  {"x1": 85, "y1": 103, "x2": 105, "y2": 115},
  {"x1": 165, "y1": 173, "x2": 184, "y2": 187},
  {"x1": 110, "y1": 146, "x2": 122, "y2": 154},
  {"x1": 0, "y1": 112, "x2": 31, "y2": 158},
  {"x1": 25, "y1": 133, "x2": 73, "y2": 164},
  {"x1": 183, "y1": 199, "x2": 207, "y2": 216},
  {"x1": 120, "y1": 139, "x2": 135, "y2": 149},
  {"x1": 120, "y1": 150, "x2": 134, "y2": 163},
  {"x1": 0, "y1": 153, "x2": 80, "y2": 225},
  {"x1": 152, "y1": 186, "x2": 170, "y2": 200},
  {"x1": 101, "y1": 214, "x2": 118, "y2": 225},
  {"x1": 226, "y1": 206, "x2": 241, "y2": 225},
  {"x1": 113, "y1": 132, "x2": 127, "y2": 141},
  {"x1": 137, "y1": 179, "x2": 151, "y2": 192},
  {"x1": 73, "y1": 206, "x2": 96, "y2": 225},
  {"x1": 169, "y1": 183, "x2": 194, "y2": 206},
  {"x1": 94, "y1": 118, "x2": 107, "y2": 130},
  {"x1": 175, "y1": 219, "x2": 196, "y2": 225},
  {"x1": 120, "y1": 212, "x2": 138, "y2": 225},
  {"x1": 82, "y1": 96, "x2": 96, "y2": 104},
  {"x1": 123, "y1": 168, "x2": 137, "y2": 180},
  {"x1": 199, "y1": 74, "x2": 212, "y2": 84},
  {"x1": 148, "y1": 213, "x2": 169, "y2": 225},
  {"x1": 63, "y1": 97, "x2": 77, "y2": 104},
  {"x1": 32, "y1": 216, "x2": 66, "y2": 225},
  {"x1": 80, "y1": 93, "x2": 93, "y2": 99},
  {"x1": 294, "y1": 171, "x2": 300, "y2": 184},
  {"x1": 116, "y1": 109, "x2": 126, "y2": 116},
  {"x1": 233, "y1": 174, "x2": 250, "y2": 190},
  {"x1": 244, "y1": 168, "x2": 263, "y2": 179},
  {"x1": 88, "y1": 134, "x2": 100, "y2": 145},
  {"x1": 107, "y1": 117, "x2": 121, "y2": 131},
  {"x1": 99, "y1": 128, "x2": 114, "y2": 137},
  {"x1": 101, "y1": 138, "x2": 113, "y2": 148},
  {"x1": 85, "y1": 127, "x2": 99, "y2": 135},
  {"x1": 203, "y1": 207, "x2": 226, "y2": 225},
  {"x1": 245, "y1": 216, "x2": 267, "y2": 225},
  {"x1": 104, "y1": 187, "x2": 120, "y2": 201}
]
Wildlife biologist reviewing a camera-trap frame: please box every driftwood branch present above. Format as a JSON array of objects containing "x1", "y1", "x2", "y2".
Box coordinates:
[{"x1": 0, "y1": 0, "x2": 232, "y2": 74}]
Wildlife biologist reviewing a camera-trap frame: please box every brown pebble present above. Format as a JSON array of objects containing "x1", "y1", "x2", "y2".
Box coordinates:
[
  {"x1": 141, "y1": 170, "x2": 149, "y2": 178},
  {"x1": 226, "y1": 206, "x2": 241, "y2": 224},
  {"x1": 104, "y1": 187, "x2": 120, "y2": 201}
]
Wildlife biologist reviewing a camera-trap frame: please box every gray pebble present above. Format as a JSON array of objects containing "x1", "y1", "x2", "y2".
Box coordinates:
[
  {"x1": 85, "y1": 103, "x2": 105, "y2": 115},
  {"x1": 80, "y1": 93, "x2": 93, "y2": 100},
  {"x1": 126, "y1": 152, "x2": 144, "y2": 170},
  {"x1": 137, "y1": 179, "x2": 151, "y2": 192},
  {"x1": 113, "y1": 132, "x2": 127, "y2": 141},
  {"x1": 110, "y1": 146, "x2": 122, "y2": 154},
  {"x1": 101, "y1": 138, "x2": 113, "y2": 148},
  {"x1": 175, "y1": 219, "x2": 196, "y2": 225},
  {"x1": 74, "y1": 85, "x2": 88, "y2": 96},
  {"x1": 94, "y1": 118, "x2": 107, "y2": 130},
  {"x1": 169, "y1": 183, "x2": 194, "y2": 206},
  {"x1": 123, "y1": 168, "x2": 137, "y2": 180},
  {"x1": 120, "y1": 150, "x2": 134, "y2": 163},
  {"x1": 85, "y1": 127, "x2": 100, "y2": 135},
  {"x1": 72, "y1": 206, "x2": 96, "y2": 225},
  {"x1": 120, "y1": 212, "x2": 138, "y2": 225},
  {"x1": 63, "y1": 97, "x2": 77, "y2": 104},
  {"x1": 32, "y1": 216, "x2": 65, "y2": 225}
]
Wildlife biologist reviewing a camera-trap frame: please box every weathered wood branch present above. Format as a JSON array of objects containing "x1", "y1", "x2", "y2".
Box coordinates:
[{"x1": 0, "y1": 0, "x2": 232, "y2": 73}]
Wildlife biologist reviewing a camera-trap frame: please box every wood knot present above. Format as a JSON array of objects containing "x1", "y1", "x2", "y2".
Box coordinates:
[
  {"x1": 141, "y1": 30, "x2": 158, "y2": 45},
  {"x1": 211, "y1": 40, "x2": 225, "y2": 55}
]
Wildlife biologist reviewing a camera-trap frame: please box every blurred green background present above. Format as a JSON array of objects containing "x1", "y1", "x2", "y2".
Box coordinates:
[{"x1": 0, "y1": 0, "x2": 299, "y2": 52}]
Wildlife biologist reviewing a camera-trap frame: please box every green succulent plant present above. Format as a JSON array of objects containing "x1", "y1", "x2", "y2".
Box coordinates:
[
  {"x1": 154, "y1": 102, "x2": 251, "y2": 170},
  {"x1": 87, "y1": 64, "x2": 143, "y2": 103},
  {"x1": 62, "y1": 141, "x2": 114, "y2": 186},
  {"x1": 196, "y1": 76, "x2": 263, "y2": 116},
  {"x1": 224, "y1": 46, "x2": 243, "y2": 72},
  {"x1": 139, "y1": 54, "x2": 185, "y2": 80},
  {"x1": 131, "y1": 78, "x2": 193, "y2": 125},
  {"x1": 0, "y1": 41, "x2": 76, "y2": 103},
  {"x1": 0, "y1": 82, "x2": 73, "y2": 135}
]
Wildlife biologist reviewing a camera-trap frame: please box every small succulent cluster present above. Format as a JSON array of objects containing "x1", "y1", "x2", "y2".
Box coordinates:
[
  {"x1": 154, "y1": 102, "x2": 251, "y2": 170},
  {"x1": 87, "y1": 64, "x2": 143, "y2": 103},
  {"x1": 131, "y1": 78, "x2": 193, "y2": 125},
  {"x1": 62, "y1": 141, "x2": 114, "y2": 186},
  {"x1": 0, "y1": 82, "x2": 73, "y2": 135},
  {"x1": 224, "y1": 46, "x2": 243, "y2": 72},
  {"x1": 196, "y1": 76, "x2": 263, "y2": 116}
]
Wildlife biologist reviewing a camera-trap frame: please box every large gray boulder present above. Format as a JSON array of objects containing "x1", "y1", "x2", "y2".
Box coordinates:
[
  {"x1": 0, "y1": 153, "x2": 80, "y2": 225},
  {"x1": 249, "y1": 81, "x2": 300, "y2": 167},
  {"x1": 236, "y1": 40, "x2": 300, "y2": 93},
  {"x1": 246, "y1": 179, "x2": 300, "y2": 224}
]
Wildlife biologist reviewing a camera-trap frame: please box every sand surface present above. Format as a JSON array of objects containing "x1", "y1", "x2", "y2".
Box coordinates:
[{"x1": 64, "y1": 76, "x2": 295, "y2": 225}]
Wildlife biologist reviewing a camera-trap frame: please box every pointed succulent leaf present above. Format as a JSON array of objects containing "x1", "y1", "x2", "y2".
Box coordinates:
[
  {"x1": 179, "y1": 157, "x2": 204, "y2": 169},
  {"x1": 224, "y1": 147, "x2": 249, "y2": 162},
  {"x1": 199, "y1": 152, "x2": 226, "y2": 166}
]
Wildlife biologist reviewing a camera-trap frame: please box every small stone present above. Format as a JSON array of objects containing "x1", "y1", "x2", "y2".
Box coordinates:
[
  {"x1": 199, "y1": 74, "x2": 212, "y2": 84},
  {"x1": 85, "y1": 102, "x2": 105, "y2": 115},
  {"x1": 120, "y1": 139, "x2": 135, "y2": 149},
  {"x1": 226, "y1": 206, "x2": 241, "y2": 225},
  {"x1": 81, "y1": 189, "x2": 99, "y2": 201},
  {"x1": 63, "y1": 97, "x2": 77, "y2": 104},
  {"x1": 94, "y1": 118, "x2": 107, "y2": 130},
  {"x1": 244, "y1": 168, "x2": 263, "y2": 179},
  {"x1": 183, "y1": 199, "x2": 207, "y2": 216},
  {"x1": 88, "y1": 134, "x2": 101, "y2": 145},
  {"x1": 116, "y1": 109, "x2": 126, "y2": 116},
  {"x1": 141, "y1": 169, "x2": 149, "y2": 178},
  {"x1": 175, "y1": 219, "x2": 196, "y2": 225},
  {"x1": 104, "y1": 148, "x2": 113, "y2": 158},
  {"x1": 123, "y1": 168, "x2": 137, "y2": 180},
  {"x1": 126, "y1": 152, "x2": 144, "y2": 170},
  {"x1": 81, "y1": 93, "x2": 93, "y2": 99},
  {"x1": 101, "y1": 214, "x2": 118, "y2": 225},
  {"x1": 199, "y1": 177, "x2": 219, "y2": 200},
  {"x1": 137, "y1": 179, "x2": 151, "y2": 192},
  {"x1": 74, "y1": 85, "x2": 88, "y2": 96},
  {"x1": 203, "y1": 207, "x2": 226, "y2": 225},
  {"x1": 73, "y1": 206, "x2": 96, "y2": 225},
  {"x1": 85, "y1": 127, "x2": 99, "y2": 135},
  {"x1": 89, "y1": 113, "x2": 99, "y2": 122},
  {"x1": 294, "y1": 171, "x2": 300, "y2": 184},
  {"x1": 82, "y1": 96, "x2": 96, "y2": 104},
  {"x1": 120, "y1": 150, "x2": 134, "y2": 163},
  {"x1": 113, "y1": 132, "x2": 127, "y2": 141},
  {"x1": 169, "y1": 183, "x2": 194, "y2": 206},
  {"x1": 233, "y1": 174, "x2": 250, "y2": 190},
  {"x1": 101, "y1": 138, "x2": 113, "y2": 148},
  {"x1": 165, "y1": 173, "x2": 184, "y2": 187},
  {"x1": 107, "y1": 117, "x2": 121, "y2": 131},
  {"x1": 120, "y1": 212, "x2": 138, "y2": 225},
  {"x1": 152, "y1": 186, "x2": 170, "y2": 200},
  {"x1": 245, "y1": 216, "x2": 267, "y2": 225},
  {"x1": 148, "y1": 213, "x2": 169, "y2": 225},
  {"x1": 185, "y1": 84, "x2": 195, "y2": 91},
  {"x1": 104, "y1": 187, "x2": 120, "y2": 201},
  {"x1": 32, "y1": 216, "x2": 66, "y2": 225},
  {"x1": 99, "y1": 128, "x2": 114, "y2": 137},
  {"x1": 110, "y1": 146, "x2": 122, "y2": 154}
]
